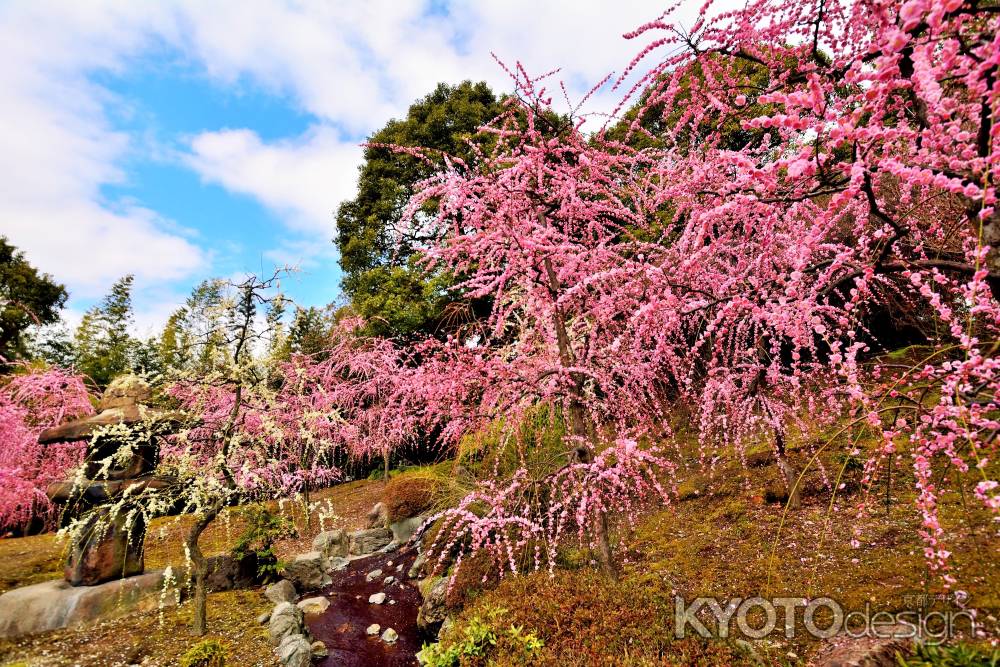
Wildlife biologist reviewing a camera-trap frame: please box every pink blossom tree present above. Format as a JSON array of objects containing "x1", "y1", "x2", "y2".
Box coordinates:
[
  {"x1": 391, "y1": 0, "x2": 1000, "y2": 586},
  {"x1": 0, "y1": 364, "x2": 92, "y2": 532},
  {"x1": 610, "y1": 0, "x2": 1000, "y2": 581}
]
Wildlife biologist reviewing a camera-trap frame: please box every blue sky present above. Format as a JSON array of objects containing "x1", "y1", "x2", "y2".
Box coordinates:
[{"x1": 0, "y1": 0, "x2": 713, "y2": 336}]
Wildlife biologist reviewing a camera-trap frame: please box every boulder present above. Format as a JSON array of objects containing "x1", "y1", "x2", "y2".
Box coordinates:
[
  {"x1": 381, "y1": 627, "x2": 399, "y2": 644},
  {"x1": 365, "y1": 568, "x2": 384, "y2": 582},
  {"x1": 265, "y1": 579, "x2": 297, "y2": 605},
  {"x1": 366, "y1": 623, "x2": 381, "y2": 636},
  {"x1": 0, "y1": 571, "x2": 178, "y2": 639},
  {"x1": 276, "y1": 633, "x2": 313, "y2": 667},
  {"x1": 297, "y1": 596, "x2": 331, "y2": 615},
  {"x1": 257, "y1": 612, "x2": 271, "y2": 625},
  {"x1": 417, "y1": 576, "x2": 448, "y2": 633},
  {"x1": 312, "y1": 529, "x2": 348, "y2": 559},
  {"x1": 389, "y1": 516, "x2": 427, "y2": 544},
  {"x1": 368, "y1": 592, "x2": 386, "y2": 605},
  {"x1": 328, "y1": 556, "x2": 349, "y2": 572},
  {"x1": 203, "y1": 552, "x2": 260, "y2": 592},
  {"x1": 348, "y1": 528, "x2": 393, "y2": 555},
  {"x1": 366, "y1": 502, "x2": 388, "y2": 528},
  {"x1": 280, "y1": 551, "x2": 331, "y2": 592},
  {"x1": 268, "y1": 602, "x2": 304, "y2": 647},
  {"x1": 383, "y1": 576, "x2": 396, "y2": 586}
]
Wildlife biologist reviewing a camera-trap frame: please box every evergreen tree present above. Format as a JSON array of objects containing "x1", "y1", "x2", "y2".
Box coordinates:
[
  {"x1": 336, "y1": 81, "x2": 502, "y2": 339},
  {"x1": 73, "y1": 275, "x2": 137, "y2": 386},
  {"x1": 288, "y1": 305, "x2": 335, "y2": 357},
  {"x1": 0, "y1": 237, "x2": 68, "y2": 365}
]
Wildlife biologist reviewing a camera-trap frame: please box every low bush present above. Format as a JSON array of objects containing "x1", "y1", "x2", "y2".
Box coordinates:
[
  {"x1": 179, "y1": 639, "x2": 228, "y2": 667},
  {"x1": 230, "y1": 506, "x2": 295, "y2": 581},
  {"x1": 418, "y1": 607, "x2": 544, "y2": 667},
  {"x1": 383, "y1": 474, "x2": 438, "y2": 522},
  {"x1": 897, "y1": 642, "x2": 1000, "y2": 667}
]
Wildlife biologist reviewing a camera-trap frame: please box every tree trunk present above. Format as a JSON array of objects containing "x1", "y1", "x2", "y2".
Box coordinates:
[
  {"x1": 185, "y1": 501, "x2": 222, "y2": 636},
  {"x1": 775, "y1": 431, "x2": 801, "y2": 511},
  {"x1": 543, "y1": 252, "x2": 617, "y2": 579},
  {"x1": 384, "y1": 449, "x2": 390, "y2": 481},
  {"x1": 302, "y1": 486, "x2": 312, "y2": 531}
]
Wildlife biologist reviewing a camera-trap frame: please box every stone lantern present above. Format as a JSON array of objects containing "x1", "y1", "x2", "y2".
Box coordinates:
[{"x1": 38, "y1": 376, "x2": 180, "y2": 586}]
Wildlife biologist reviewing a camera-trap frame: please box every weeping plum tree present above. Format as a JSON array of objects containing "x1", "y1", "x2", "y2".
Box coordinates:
[
  {"x1": 384, "y1": 0, "x2": 1000, "y2": 585},
  {"x1": 394, "y1": 72, "x2": 683, "y2": 578},
  {"x1": 0, "y1": 364, "x2": 92, "y2": 532},
  {"x1": 611, "y1": 0, "x2": 1000, "y2": 582}
]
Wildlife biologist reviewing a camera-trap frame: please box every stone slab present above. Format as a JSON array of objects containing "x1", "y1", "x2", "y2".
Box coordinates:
[{"x1": 0, "y1": 570, "x2": 178, "y2": 639}]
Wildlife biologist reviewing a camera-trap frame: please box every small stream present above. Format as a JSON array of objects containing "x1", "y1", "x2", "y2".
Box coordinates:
[{"x1": 304, "y1": 547, "x2": 426, "y2": 667}]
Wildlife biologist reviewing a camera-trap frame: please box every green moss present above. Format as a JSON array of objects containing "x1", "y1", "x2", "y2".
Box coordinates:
[{"x1": 178, "y1": 639, "x2": 228, "y2": 667}]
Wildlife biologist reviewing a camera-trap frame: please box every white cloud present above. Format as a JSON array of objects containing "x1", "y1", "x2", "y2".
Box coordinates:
[
  {"x1": 0, "y1": 2, "x2": 207, "y2": 303},
  {"x1": 186, "y1": 125, "x2": 362, "y2": 235},
  {"x1": 1, "y1": 0, "x2": 733, "y2": 329}
]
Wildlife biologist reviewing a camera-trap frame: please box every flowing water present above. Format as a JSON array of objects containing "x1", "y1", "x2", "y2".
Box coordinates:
[{"x1": 305, "y1": 547, "x2": 426, "y2": 667}]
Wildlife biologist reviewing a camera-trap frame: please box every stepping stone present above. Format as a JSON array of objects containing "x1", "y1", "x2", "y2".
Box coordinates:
[
  {"x1": 297, "y1": 596, "x2": 330, "y2": 615},
  {"x1": 381, "y1": 627, "x2": 398, "y2": 644},
  {"x1": 368, "y1": 592, "x2": 386, "y2": 605}
]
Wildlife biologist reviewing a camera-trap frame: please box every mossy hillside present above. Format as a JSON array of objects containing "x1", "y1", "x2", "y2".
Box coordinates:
[{"x1": 432, "y1": 432, "x2": 999, "y2": 666}]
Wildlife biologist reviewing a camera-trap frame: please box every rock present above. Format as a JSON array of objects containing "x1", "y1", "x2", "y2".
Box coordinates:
[
  {"x1": 296, "y1": 596, "x2": 331, "y2": 615},
  {"x1": 0, "y1": 570, "x2": 179, "y2": 639},
  {"x1": 348, "y1": 528, "x2": 393, "y2": 555},
  {"x1": 63, "y1": 507, "x2": 145, "y2": 586},
  {"x1": 366, "y1": 623, "x2": 381, "y2": 636},
  {"x1": 439, "y1": 615, "x2": 455, "y2": 640},
  {"x1": 389, "y1": 515, "x2": 427, "y2": 544},
  {"x1": 386, "y1": 561, "x2": 394, "y2": 567},
  {"x1": 383, "y1": 575, "x2": 396, "y2": 586},
  {"x1": 328, "y1": 556, "x2": 349, "y2": 572},
  {"x1": 312, "y1": 529, "x2": 348, "y2": 559},
  {"x1": 366, "y1": 502, "x2": 388, "y2": 528},
  {"x1": 381, "y1": 627, "x2": 399, "y2": 644},
  {"x1": 365, "y1": 568, "x2": 384, "y2": 582},
  {"x1": 408, "y1": 551, "x2": 427, "y2": 579},
  {"x1": 265, "y1": 579, "x2": 297, "y2": 605},
  {"x1": 268, "y1": 602, "x2": 305, "y2": 646},
  {"x1": 280, "y1": 551, "x2": 331, "y2": 592},
  {"x1": 276, "y1": 633, "x2": 312, "y2": 667},
  {"x1": 417, "y1": 576, "x2": 448, "y2": 633},
  {"x1": 203, "y1": 552, "x2": 261, "y2": 592},
  {"x1": 368, "y1": 592, "x2": 386, "y2": 605},
  {"x1": 257, "y1": 612, "x2": 271, "y2": 625},
  {"x1": 310, "y1": 640, "x2": 328, "y2": 659},
  {"x1": 810, "y1": 624, "x2": 915, "y2": 666}
]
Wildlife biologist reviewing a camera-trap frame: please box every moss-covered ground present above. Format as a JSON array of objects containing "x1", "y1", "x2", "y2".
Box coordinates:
[
  {"x1": 0, "y1": 480, "x2": 384, "y2": 667},
  {"x1": 429, "y1": 432, "x2": 1000, "y2": 666}
]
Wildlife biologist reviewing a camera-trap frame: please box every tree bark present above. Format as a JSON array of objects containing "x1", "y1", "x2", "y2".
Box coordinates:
[
  {"x1": 185, "y1": 500, "x2": 222, "y2": 636},
  {"x1": 775, "y1": 431, "x2": 801, "y2": 511},
  {"x1": 542, "y1": 253, "x2": 618, "y2": 579}
]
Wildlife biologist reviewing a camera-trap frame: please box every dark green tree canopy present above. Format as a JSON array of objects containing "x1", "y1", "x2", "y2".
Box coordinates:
[
  {"x1": 0, "y1": 237, "x2": 68, "y2": 364},
  {"x1": 336, "y1": 81, "x2": 502, "y2": 339}
]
